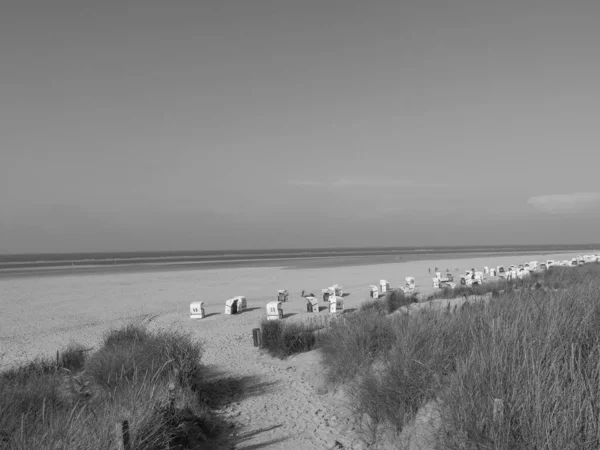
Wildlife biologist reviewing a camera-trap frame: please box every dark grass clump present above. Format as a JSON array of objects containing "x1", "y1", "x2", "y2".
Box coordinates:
[
  {"x1": 1, "y1": 357, "x2": 59, "y2": 381},
  {"x1": 320, "y1": 310, "x2": 396, "y2": 386},
  {"x1": 0, "y1": 359, "x2": 69, "y2": 439},
  {"x1": 259, "y1": 316, "x2": 330, "y2": 359},
  {"x1": 85, "y1": 324, "x2": 202, "y2": 388},
  {"x1": 425, "y1": 279, "x2": 511, "y2": 301},
  {"x1": 59, "y1": 342, "x2": 90, "y2": 372},
  {"x1": 541, "y1": 264, "x2": 596, "y2": 289},
  {"x1": 0, "y1": 322, "x2": 233, "y2": 450},
  {"x1": 360, "y1": 290, "x2": 419, "y2": 314}
]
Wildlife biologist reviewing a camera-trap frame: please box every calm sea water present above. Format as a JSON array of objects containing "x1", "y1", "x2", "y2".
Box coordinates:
[{"x1": 0, "y1": 245, "x2": 595, "y2": 270}]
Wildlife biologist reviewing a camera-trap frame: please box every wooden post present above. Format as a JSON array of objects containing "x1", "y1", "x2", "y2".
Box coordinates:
[
  {"x1": 252, "y1": 328, "x2": 260, "y2": 347},
  {"x1": 493, "y1": 398, "x2": 504, "y2": 425},
  {"x1": 115, "y1": 420, "x2": 131, "y2": 450},
  {"x1": 122, "y1": 420, "x2": 131, "y2": 450},
  {"x1": 56, "y1": 350, "x2": 60, "y2": 371},
  {"x1": 115, "y1": 422, "x2": 124, "y2": 450},
  {"x1": 168, "y1": 382, "x2": 176, "y2": 409}
]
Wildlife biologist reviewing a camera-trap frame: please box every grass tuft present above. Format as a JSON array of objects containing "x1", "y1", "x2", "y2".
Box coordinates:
[
  {"x1": 0, "y1": 323, "x2": 231, "y2": 449},
  {"x1": 361, "y1": 289, "x2": 419, "y2": 314},
  {"x1": 320, "y1": 263, "x2": 600, "y2": 447},
  {"x1": 85, "y1": 324, "x2": 202, "y2": 388},
  {"x1": 259, "y1": 316, "x2": 332, "y2": 359}
]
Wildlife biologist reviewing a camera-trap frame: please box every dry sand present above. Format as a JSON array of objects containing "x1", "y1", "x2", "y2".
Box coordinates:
[{"x1": 0, "y1": 251, "x2": 590, "y2": 449}]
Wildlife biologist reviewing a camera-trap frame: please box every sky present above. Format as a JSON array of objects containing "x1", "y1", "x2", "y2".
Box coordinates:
[{"x1": 1, "y1": 0, "x2": 599, "y2": 253}]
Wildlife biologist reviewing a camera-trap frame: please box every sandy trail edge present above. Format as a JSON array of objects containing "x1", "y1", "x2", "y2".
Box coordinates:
[
  {"x1": 145, "y1": 308, "x2": 368, "y2": 449},
  {"x1": 0, "y1": 251, "x2": 592, "y2": 449}
]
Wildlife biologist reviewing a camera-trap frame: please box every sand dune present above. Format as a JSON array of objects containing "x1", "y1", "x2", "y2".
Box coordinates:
[{"x1": 0, "y1": 251, "x2": 590, "y2": 449}]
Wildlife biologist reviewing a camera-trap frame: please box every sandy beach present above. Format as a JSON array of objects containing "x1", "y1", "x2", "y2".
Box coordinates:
[{"x1": 0, "y1": 250, "x2": 592, "y2": 449}]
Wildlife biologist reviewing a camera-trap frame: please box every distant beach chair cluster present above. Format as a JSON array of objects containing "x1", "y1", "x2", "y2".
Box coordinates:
[
  {"x1": 429, "y1": 253, "x2": 600, "y2": 289},
  {"x1": 189, "y1": 253, "x2": 600, "y2": 321}
]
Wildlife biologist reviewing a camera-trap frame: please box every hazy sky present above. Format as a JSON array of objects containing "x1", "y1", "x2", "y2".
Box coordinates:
[{"x1": 1, "y1": 0, "x2": 599, "y2": 253}]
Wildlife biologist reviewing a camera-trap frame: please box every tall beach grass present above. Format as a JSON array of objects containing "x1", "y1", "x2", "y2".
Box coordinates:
[
  {"x1": 257, "y1": 290, "x2": 418, "y2": 359},
  {"x1": 0, "y1": 323, "x2": 231, "y2": 449},
  {"x1": 319, "y1": 263, "x2": 600, "y2": 448}
]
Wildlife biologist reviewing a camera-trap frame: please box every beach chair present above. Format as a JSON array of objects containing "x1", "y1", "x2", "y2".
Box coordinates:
[
  {"x1": 369, "y1": 285, "x2": 379, "y2": 298},
  {"x1": 329, "y1": 295, "x2": 344, "y2": 313},
  {"x1": 190, "y1": 301, "x2": 205, "y2": 319},
  {"x1": 266, "y1": 301, "x2": 283, "y2": 320},
  {"x1": 306, "y1": 296, "x2": 319, "y2": 313},
  {"x1": 233, "y1": 296, "x2": 247, "y2": 312},
  {"x1": 225, "y1": 298, "x2": 238, "y2": 315}
]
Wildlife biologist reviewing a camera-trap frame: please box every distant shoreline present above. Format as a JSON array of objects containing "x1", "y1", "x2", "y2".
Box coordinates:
[
  {"x1": 0, "y1": 248, "x2": 593, "y2": 280},
  {"x1": 1, "y1": 245, "x2": 595, "y2": 265}
]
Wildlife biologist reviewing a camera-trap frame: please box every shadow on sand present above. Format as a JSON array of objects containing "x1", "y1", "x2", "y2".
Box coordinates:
[
  {"x1": 193, "y1": 368, "x2": 278, "y2": 410},
  {"x1": 244, "y1": 307, "x2": 262, "y2": 313},
  {"x1": 202, "y1": 312, "x2": 220, "y2": 319},
  {"x1": 342, "y1": 293, "x2": 351, "y2": 297},
  {"x1": 232, "y1": 425, "x2": 288, "y2": 449},
  {"x1": 282, "y1": 312, "x2": 296, "y2": 319}
]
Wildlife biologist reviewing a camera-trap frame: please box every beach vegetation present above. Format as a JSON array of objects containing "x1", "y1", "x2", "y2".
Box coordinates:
[
  {"x1": 258, "y1": 315, "x2": 332, "y2": 359},
  {"x1": 318, "y1": 263, "x2": 600, "y2": 448},
  {"x1": 360, "y1": 289, "x2": 419, "y2": 314},
  {"x1": 0, "y1": 323, "x2": 232, "y2": 449}
]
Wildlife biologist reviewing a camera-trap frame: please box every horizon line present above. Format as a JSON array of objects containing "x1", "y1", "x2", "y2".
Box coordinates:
[{"x1": 1, "y1": 244, "x2": 599, "y2": 257}]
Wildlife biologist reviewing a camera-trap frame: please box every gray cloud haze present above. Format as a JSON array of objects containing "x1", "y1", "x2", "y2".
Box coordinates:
[
  {"x1": 528, "y1": 193, "x2": 600, "y2": 215},
  {"x1": 0, "y1": 0, "x2": 599, "y2": 252}
]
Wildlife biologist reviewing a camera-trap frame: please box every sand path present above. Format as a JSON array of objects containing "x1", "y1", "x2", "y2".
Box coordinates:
[{"x1": 151, "y1": 306, "x2": 368, "y2": 450}]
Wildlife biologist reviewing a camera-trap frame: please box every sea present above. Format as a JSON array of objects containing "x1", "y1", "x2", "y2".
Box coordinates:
[{"x1": 0, "y1": 245, "x2": 597, "y2": 279}]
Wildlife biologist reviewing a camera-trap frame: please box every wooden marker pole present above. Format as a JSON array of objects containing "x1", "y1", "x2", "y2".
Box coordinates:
[
  {"x1": 115, "y1": 420, "x2": 131, "y2": 450},
  {"x1": 493, "y1": 398, "x2": 504, "y2": 425},
  {"x1": 168, "y1": 382, "x2": 176, "y2": 410}
]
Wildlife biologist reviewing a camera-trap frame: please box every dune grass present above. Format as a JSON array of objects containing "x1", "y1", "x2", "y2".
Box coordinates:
[
  {"x1": 424, "y1": 279, "x2": 511, "y2": 301},
  {"x1": 257, "y1": 291, "x2": 415, "y2": 360},
  {"x1": 0, "y1": 323, "x2": 231, "y2": 450},
  {"x1": 360, "y1": 289, "x2": 419, "y2": 314},
  {"x1": 319, "y1": 263, "x2": 600, "y2": 448},
  {"x1": 259, "y1": 315, "x2": 333, "y2": 359},
  {"x1": 86, "y1": 324, "x2": 202, "y2": 388},
  {"x1": 320, "y1": 309, "x2": 396, "y2": 386}
]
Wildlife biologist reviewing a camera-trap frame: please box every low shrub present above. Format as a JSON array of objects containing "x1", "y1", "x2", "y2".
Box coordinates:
[
  {"x1": 0, "y1": 323, "x2": 230, "y2": 450},
  {"x1": 85, "y1": 324, "x2": 202, "y2": 387},
  {"x1": 361, "y1": 290, "x2": 418, "y2": 314},
  {"x1": 320, "y1": 311, "x2": 396, "y2": 386},
  {"x1": 425, "y1": 279, "x2": 511, "y2": 301},
  {"x1": 59, "y1": 342, "x2": 90, "y2": 372},
  {"x1": 259, "y1": 316, "x2": 331, "y2": 359}
]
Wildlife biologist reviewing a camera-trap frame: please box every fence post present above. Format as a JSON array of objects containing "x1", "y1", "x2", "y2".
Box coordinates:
[
  {"x1": 252, "y1": 328, "x2": 260, "y2": 347},
  {"x1": 168, "y1": 382, "x2": 176, "y2": 410},
  {"x1": 493, "y1": 398, "x2": 504, "y2": 425},
  {"x1": 115, "y1": 420, "x2": 131, "y2": 450},
  {"x1": 56, "y1": 350, "x2": 60, "y2": 371}
]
